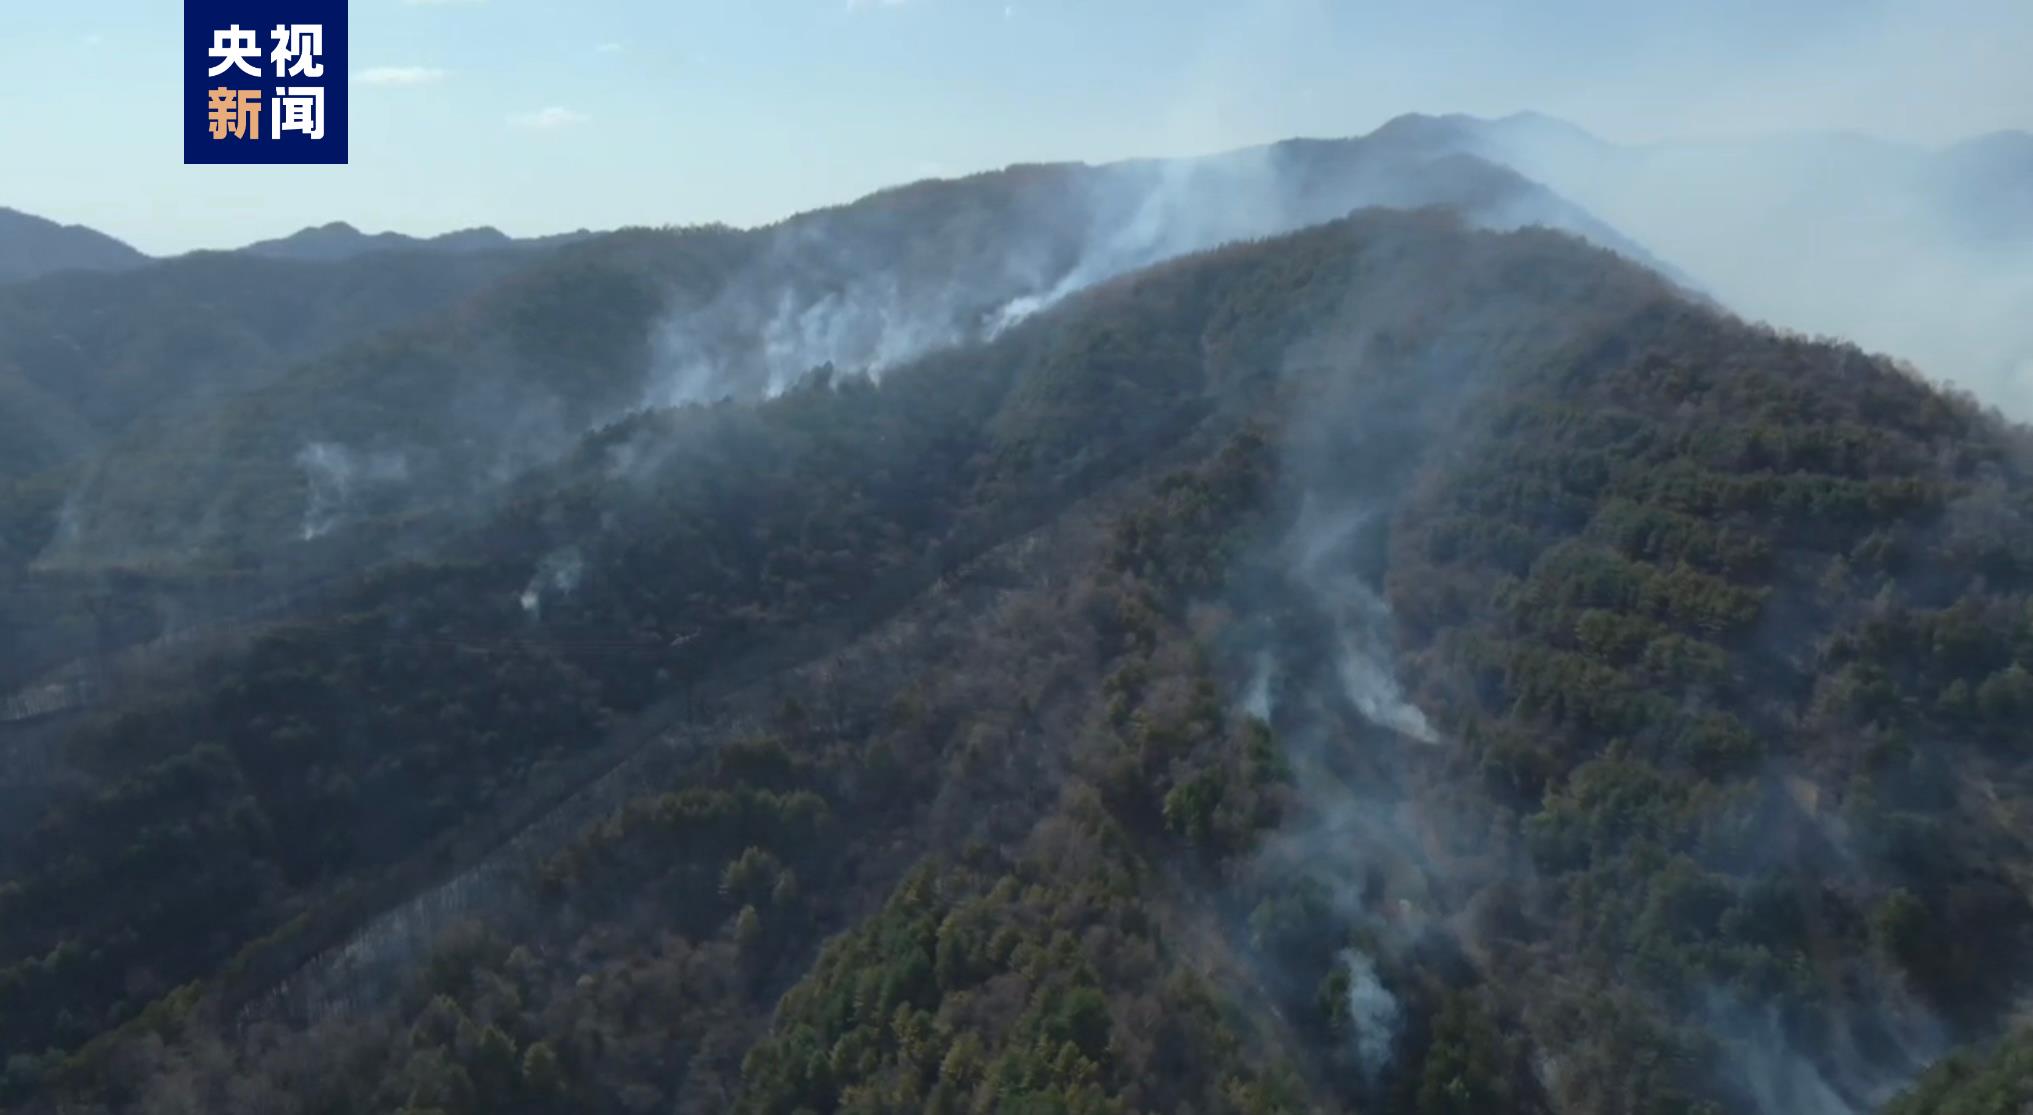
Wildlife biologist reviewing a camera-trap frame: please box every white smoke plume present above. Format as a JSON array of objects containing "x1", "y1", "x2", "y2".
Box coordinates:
[
  {"x1": 643, "y1": 129, "x2": 1653, "y2": 414},
  {"x1": 1240, "y1": 651, "x2": 1278, "y2": 722},
  {"x1": 518, "y1": 547, "x2": 585, "y2": 618},
  {"x1": 644, "y1": 185, "x2": 1070, "y2": 410},
  {"x1": 1337, "y1": 947, "x2": 1403, "y2": 1081},
  {"x1": 1288, "y1": 497, "x2": 1435, "y2": 743},
  {"x1": 296, "y1": 442, "x2": 410, "y2": 541}
]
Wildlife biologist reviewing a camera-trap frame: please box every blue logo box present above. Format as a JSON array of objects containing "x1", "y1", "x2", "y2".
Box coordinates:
[{"x1": 184, "y1": 0, "x2": 348, "y2": 164}]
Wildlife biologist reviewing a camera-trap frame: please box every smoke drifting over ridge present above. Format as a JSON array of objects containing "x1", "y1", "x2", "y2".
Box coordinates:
[{"x1": 643, "y1": 129, "x2": 1659, "y2": 411}]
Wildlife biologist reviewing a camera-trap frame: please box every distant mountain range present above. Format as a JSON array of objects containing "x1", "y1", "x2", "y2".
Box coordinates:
[
  {"x1": 237, "y1": 221, "x2": 599, "y2": 263},
  {"x1": 0, "y1": 212, "x2": 599, "y2": 284}
]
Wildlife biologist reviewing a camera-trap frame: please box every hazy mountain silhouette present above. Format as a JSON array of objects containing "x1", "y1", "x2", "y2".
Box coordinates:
[
  {"x1": 237, "y1": 220, "x2": 599, "y2": 263},
  {"x1": 0, "y1": 207, "x2": 148, "y2": 284}
]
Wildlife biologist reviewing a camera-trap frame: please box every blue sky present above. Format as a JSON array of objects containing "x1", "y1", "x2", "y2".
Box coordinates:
[{"x1": 0, "y1": 0, "x2": 2026, "y2": 254}]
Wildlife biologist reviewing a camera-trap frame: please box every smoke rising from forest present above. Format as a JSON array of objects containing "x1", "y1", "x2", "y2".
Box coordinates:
[
  {"x1": 642, "y1": 131, "x2": 1651, "y2": 411},
  {"x1": 297, "y1": 442, "x2": 411, "y2": 541}
]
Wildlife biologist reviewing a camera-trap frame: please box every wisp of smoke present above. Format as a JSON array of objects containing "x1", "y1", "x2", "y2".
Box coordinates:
[
  {"x1": 1337, "y1": 947, "x2": 1403, "y2": 1081},
  {"x1": 518, "y1": 547, "x2": 586, "y2": 618},
  {"x1": 296, "y1": 442, "x2": 410, "y2": 541},
  {"x1": 1241, "y1": 650, "x2": 1278, "y2": 722},
  {"x1": 1704, "y1": 988, "x2": 1944, "y2": 1115},
  {"x1": 1288, "y1": 497, "x2": 1436, "y2": 743}
]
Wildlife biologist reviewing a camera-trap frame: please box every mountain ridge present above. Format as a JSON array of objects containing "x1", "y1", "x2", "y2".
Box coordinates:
[
  {"x1": 0, "y1": 207, "x2": 149, "y2": 285},
  {"x1": 4, "y1": 124, "x2": 1651, "y2": 585},
  {"x1": 235, "y1": 220, "x2": 601, "y2": 263}
]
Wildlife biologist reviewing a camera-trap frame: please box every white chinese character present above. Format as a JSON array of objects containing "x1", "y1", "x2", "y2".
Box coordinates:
[
  {"x1": 268, "y1": 24, "x2": 325, "y2": 78},
  {"x1": 272, "y1": 87, "x2": 326, "y2": 141},
  {"x1": 207, "y1": 25, "x2": 262, "y2": 78}
]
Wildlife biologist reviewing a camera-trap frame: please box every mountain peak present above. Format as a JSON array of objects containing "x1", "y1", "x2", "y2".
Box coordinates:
[
  {"x1": 1367, "y1": 112, "x2": 1482, "y2": 150},
  {"x1": 0, "y1": 207, "x2": 149, "y2": 284}
]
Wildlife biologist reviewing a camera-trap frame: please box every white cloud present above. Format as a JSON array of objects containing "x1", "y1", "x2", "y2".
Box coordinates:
[
  {"x1": 358, "y1": 66, "x2": 447, "y2": 86},
  {"x1": 508, "y1": 106, "x2": 590, "y2": 130},
  {"x1": 594, "y1": 41, "x2": 625, "y2": 54},
  {"x1": 402, "y1": 0, "x2": 485, "y2": 5}
]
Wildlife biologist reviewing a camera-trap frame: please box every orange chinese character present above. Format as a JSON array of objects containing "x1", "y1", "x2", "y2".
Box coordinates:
[{"x1": 206, "y1": 87, "x2": 263, "y2": 140}]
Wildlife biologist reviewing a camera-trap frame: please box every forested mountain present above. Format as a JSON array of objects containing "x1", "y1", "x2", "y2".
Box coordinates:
[
  {"x1": 0, "y1": 242, "x2": 567, "y2": 483},
  {"x1": 5, "y1": 125, "x2": 1645, "y2": 579},
  {"x1": 0, "y1": 208, "x2": 148, "y2": 286},
  {"x1": 0, "y1": 236, "x2": 625, "y2": 690},
  {"x1": 5, "y1": 114, "x2": 2033, "y2": 1115},
  {"x1": 0, "y1": 119, "x2": 1656, "y2": 714},
  {"x1": 4, "y1": 189, "x2": 2033, "y2": 1115}
]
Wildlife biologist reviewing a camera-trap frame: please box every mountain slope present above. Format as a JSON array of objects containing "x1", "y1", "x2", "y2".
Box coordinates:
[
  {"x1": 0, "y1": 242, "x2": 567, "y2": 486},
  {"x1": 0, "y1": 208, "x2": 148, "y2": 285},
  {"x1": 15, "y1": 202, "x2": 2033, "y2": 1115},
  {"x1": 0, "y1": 236, "x2": 647, "y2": 689},
  {"x1": 1378, "y1": 303, "x2": 2033, "y2": 1113},
  {"x1": 9, "y1": 133, "x2": 2033, "y2": 1115},
  {"x1": 0, "y1": 225, "x2": 756, "y2": 700},
  {"x1": 0, "y1": 122, "x2": 1648, "y2": 713},
  {"x1": 9, "y1": 226, "x2": 752, "y2": 571},
  {"x1": 0, "y1": 210, "x2": 1678, "y2": 1110}
]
